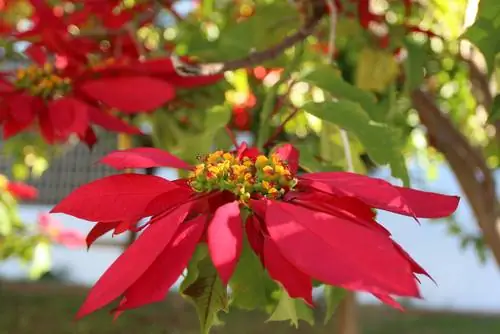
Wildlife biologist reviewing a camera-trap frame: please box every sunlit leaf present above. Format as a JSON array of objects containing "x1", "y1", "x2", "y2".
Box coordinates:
[{"x1": 323, "y1": 285, "x2": 347, "y2": 324}]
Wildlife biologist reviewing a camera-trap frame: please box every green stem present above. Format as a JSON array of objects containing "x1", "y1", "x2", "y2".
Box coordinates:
[{"x1": 256, "y1": 43, "x2": 304, "y2": 150}]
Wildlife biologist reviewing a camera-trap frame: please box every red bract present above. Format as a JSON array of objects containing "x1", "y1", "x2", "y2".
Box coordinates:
[
  {"x1": 5, "y1": 181, "x2": 38, "y2": 200},
  {"x1": 51, "y1": 143, "x2": 459, "y2": 318},
  {"x1": 79, "y1": 56, "x2": 223, "y2": 113},
  {"x1": 67, "y1": 0, "x2": 154, "y2": 30}
]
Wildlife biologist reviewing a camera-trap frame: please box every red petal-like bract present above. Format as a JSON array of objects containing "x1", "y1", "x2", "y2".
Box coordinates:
[
  {"x1": 87, "y1": 107, "x2": 141, "y2": 134},
  {"x1": 274, "y1": 143, "x2": 299, "y2": 174},
  {"x1": 6, "y1": 94, "x2": 37, "y2": 126},
  {"x1": 47, "y1": 97, "x2": 89, "y2": 139},
  {"x1": 86, "y1": 222, "x2": 118, "y2": 248},
  {"x1": 114, "y1": 215, "x2": 206, "y2": 312},
  {"x1": 265, "y1": 200, "x2": 420, "y2": 301},
  {"x1": 392, "y1": 186, "x2": 460, "y2": 218},
  {"x1": 76, "y1": 203, "x2": 191, "y2": 318},
  {"x1": 301, "y1": 172, "x2": 459, "y2": 219},
  {"x1": 208, "y1": 200, "x2": 243, "y2": 284},
  {"x1": 100, "y1": 147, "x2": 193, "y2": 170},
  {"x1": 51, "y1": 174, "x2": 178, "y2": 222},
  {"x1": 263, "y1": 236, "x2": 313, "y2": 305},
  {"x1": 80, "y1": 76, "x2": 175, "y2": 113},
  {"x1": 7, "y1": 182, "x2": 38, "y2": 200},
  {"x1": 25, "y1": 44, "x2": 47, "y2": 65}
]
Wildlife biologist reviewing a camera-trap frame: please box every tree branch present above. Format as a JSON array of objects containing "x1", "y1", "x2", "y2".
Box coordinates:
[
  {"x1": 173, "y1": 12, "x2": 325, "y2": 76},
  {"x1": 411, "y1": 89, "x2": 500, "y2": 267}
]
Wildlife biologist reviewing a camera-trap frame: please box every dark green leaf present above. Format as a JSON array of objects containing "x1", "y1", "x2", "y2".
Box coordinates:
[
  {"x1": 403, "y1": 39, "x2": 427, "y2": 91},
  {"x1": 182, "y1": 256, "x2": 229, "y2": 334},
  {"x1": 230, "y1": 236, "x2": 277, "y2": 310}
]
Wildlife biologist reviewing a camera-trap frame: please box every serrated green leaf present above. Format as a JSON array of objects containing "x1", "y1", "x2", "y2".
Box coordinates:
[
  {"x1": 180, "y1": 244, "x2": 209, "y2": 292},
  {"x1": 182, "y1": 256, "x2": 229, "y2": 334},
  {"x1": 303, "y1": 101, "x2": 409, "y2": 185},
  {"x1": 267, "y1": 288, "x2": 314, "y2": 328},
  {"x1": 230, "y1": 236, "x2": 277, "y2": 310},
  {"x1": 323, "y1": 285, "x2": 347, "y2": 325},
  {"x1": 303, "y1": 65, "x2": 377, "y2": 111}
]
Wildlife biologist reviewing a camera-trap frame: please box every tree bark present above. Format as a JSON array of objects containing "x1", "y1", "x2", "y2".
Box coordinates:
[
  {"x1": 411, "y1": 90, "x2": 500, "y2": 267},
  {"x1": 335, "y1": 292, "x2": 359, "y2": 334}
]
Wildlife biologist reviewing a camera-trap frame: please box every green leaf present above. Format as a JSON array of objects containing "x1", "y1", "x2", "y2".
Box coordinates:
[
  {"x1": 201, "y1": 0, "x2": 214, "y2": 16},
  {"x1": 0, "y1": 201, "x2": 12, "y2": 236},
  {"x1": 403, "y1": 39, "x2": 427, "y2": 91},
  {"x1": 488, "y1": 94, "x2": 500, "y2": 123},
  {"x1": 30, "y1": 241, "x2": 51, "y2": 280},
  {"x1": 462, "y1": 0, "x2": 500, "y2": 73},
  {"x1": 230, "y1": 236, "x2": 277, "y2": 310},
  {"x1": 180, "y1": 244, "x2": 209, "y2": 292},
  {"x1": 205, "y1": 105, "x2": 231, "y2": 132},
  {"x1": 323, "y1": 285, "x2": 347, "y2": 324},
  {"x1": 303, "y1": 65, "x2": 377, "y2": 111},
  {"x1": 267, "y1": 288, "x2": 314, "y2": 327},
  {"x1": 303, "y1": 101, "x2": 410, "y2": 185},
  {"x1": 182, "y1": 256, "x2": 229, "y2": 334}
]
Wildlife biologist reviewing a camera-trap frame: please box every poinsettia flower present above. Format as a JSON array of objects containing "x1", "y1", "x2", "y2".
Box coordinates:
[
  {"x1": 38, "y1": 213, "x2": 85, "y2": 249},
  {"x1": 0, "y1": 45, "x2": 150, "y2": 145},
  {"x1": 51, "y1": 143, "x2": 459, "y2": 318}
]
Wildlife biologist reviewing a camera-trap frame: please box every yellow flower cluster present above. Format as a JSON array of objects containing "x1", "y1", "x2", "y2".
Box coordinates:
[
  {"x1": 15, "y1": 63, "x2": 71, "y2": 98},
  {"x1": 189, "y1": 150, "x2": 297, "y2": 203}
]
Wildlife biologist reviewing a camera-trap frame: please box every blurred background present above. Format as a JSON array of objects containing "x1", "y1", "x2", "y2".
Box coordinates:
[{"x1": 1, "y1": 0, "x2": 500, "y2": 333}]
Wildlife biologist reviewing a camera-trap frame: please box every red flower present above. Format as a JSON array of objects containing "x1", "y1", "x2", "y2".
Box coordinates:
[
  {"x1": 0, "y1": 45, "x2": 183, "y2": 145},
  {"x1": 5, "y1": 181, "x2": 38, "y2": 200},
  {"x1": 51, "y1": 143, "x2": 459, "y2": 318}
]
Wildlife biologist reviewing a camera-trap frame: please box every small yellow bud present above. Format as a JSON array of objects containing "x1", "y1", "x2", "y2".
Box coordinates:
[
  {"x1": 274, "y1": 164, "x2": 285, "y2": 175},
  {"x1": 255, "y1": 155, "x2": 268, "y2": 168},
  {"x1": 263, "y1": 165, "x2": 274, "y2": 174},
  {"x1": 268, "y1": 188, "x2": 279, "y2": 196}
]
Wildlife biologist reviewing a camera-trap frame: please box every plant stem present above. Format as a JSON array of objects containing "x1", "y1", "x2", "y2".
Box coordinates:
[{"x1": 256, "y1": 43, "x2": 304, "y2": 150}]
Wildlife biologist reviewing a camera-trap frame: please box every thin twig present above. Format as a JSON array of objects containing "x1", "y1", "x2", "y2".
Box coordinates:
[
  {"x1": 225, "y1": 126, "x2": 238, "y2": 148},
  {"x1": 265, "y1": 105, "x2": 299, "y2": 148},
  {"x1": 174, "y1": 12, "x2": 324, "y2": 76}
]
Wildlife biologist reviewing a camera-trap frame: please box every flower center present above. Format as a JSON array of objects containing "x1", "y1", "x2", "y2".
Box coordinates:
[
  {"x1": 14, "y1": 63, "x2": 71, "y2": 99},
  {"x1": 188, "y1": 151, "x2": 297, "y2": 203}
]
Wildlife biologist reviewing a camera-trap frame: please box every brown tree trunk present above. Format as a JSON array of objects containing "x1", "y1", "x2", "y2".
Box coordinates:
[
  {"x1": 411, "y1": 90, "x2": 500, "y2": 268},
  {"x1": 335, "y1": 292, "x2": 359, "y2": 334}
]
